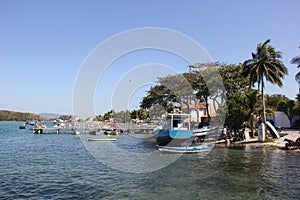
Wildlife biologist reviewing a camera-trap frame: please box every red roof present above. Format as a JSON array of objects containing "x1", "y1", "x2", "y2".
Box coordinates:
[{"x1": 183, "y1": 103, "x2": 206, "y2": 109}]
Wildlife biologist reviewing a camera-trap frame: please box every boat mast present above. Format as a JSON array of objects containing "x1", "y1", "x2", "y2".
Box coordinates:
[{"x1": 170, "y1": 114, "x2": 173, "y2": 130}]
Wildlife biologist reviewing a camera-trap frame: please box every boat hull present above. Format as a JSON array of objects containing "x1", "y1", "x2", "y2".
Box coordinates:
[
  {"x1": 156, "y1": 145, "x2": 211, "y2": 154},
  {"x1": 19, "y1": 125, "x2": 26, "y2": 129},
  {"x1": 86, "y1": 136, "x2": 117, "y2": 141},
  {"x1": 155, "y1": 129, "x2": 193, "y2": 146}
]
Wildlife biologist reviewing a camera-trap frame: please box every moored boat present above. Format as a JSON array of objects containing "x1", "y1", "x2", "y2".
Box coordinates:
[
  {"x1": 155, "y1": 113, "x2": 193, "y2": 146},
  {"x1": 156, "y1": 145, "x2": 211, "y2": 154},
  {"x1": 29, "y1": 121, "x2": 36, "y2": 126},
  {"x1": 19, "y1": 124, "x2": 26, "y2": 129},
  {"x1": 86, "y1": 135, "x2": 117, "y2": 141},
  {"x1": 192, "y1": 125, "x2": 219, "y2": 141}
]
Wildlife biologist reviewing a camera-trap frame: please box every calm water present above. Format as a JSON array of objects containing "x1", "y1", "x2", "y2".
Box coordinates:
[{"x1": 0, "y1": 122, "x2": 299, "y2": 200}]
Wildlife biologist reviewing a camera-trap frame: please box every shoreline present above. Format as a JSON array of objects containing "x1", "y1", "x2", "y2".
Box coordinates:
[{"x1": 217, "y1": 129, "x2": 300, "y2": 151}]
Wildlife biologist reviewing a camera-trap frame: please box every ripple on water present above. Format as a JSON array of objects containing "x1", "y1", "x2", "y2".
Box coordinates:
[{"x1": 0, "y1": 122, "x2": 300, "y2": 199}]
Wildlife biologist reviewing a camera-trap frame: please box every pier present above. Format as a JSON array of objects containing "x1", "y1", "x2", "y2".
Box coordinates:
[
  {"x1": 30, "y1": 127, "x2": 76, "y2": 134},
  {"x1": 28, "y1": 121, "x2": 159, "y2": 134}
]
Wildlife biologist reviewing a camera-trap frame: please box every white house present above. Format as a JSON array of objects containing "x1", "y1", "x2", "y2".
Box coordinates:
[{"x1": 182, "y1": 102, "x2": 218, "y2": 123}]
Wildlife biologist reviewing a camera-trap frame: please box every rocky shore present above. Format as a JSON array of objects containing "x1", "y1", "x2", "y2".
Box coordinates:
[{"x1": 268, "y1": 130, "x2": 300, "y2": 149}]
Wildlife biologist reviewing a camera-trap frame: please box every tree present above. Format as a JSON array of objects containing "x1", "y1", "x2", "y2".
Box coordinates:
[
  {"x1": 242, "y1": 39, "x2": 288, "y2": 141},
  {"x1": 157, "y1": 74, "x2": 195, "y2": 113},
  {"x1": 95, "y1": 114, "x2": 104, "y2": 122},
  {"x1": 182, "y1": 72, "x2": 202, "y2": 123},
  {"x1": 291, "y1": 46, "x2": 300, "y2": 96},
  {"x1": 296, "y1": 94, "x2": 300, "y2": 105},
  {"x1": 218, "y1": 64, "x2": 260, "y2": 133},
  {"x1": 266, "y1": 94, "x2": 298, "y2": 124},
  {"x1": 103, "y1": 110, "x2": 115, "y2": 121},
  {"x1": 291, "y1": 46, "x2": 300, "y2": 68},
  {"x1": 186, "y1": 62, "x2": 223, "y2": 123},
  {"x1": 130, "y1": 109, "x2": 149, "y2": 121},
  {"x1": 140, "y1": 85, "x2": 178, "y2": 112},
  {"x1": 59, "y1": 115, "x2": 72, "y2": 121},
  {"x1": 114, "y1": 110, "x2": 131, "y2": 123},
  {"x1": 225, "y1": 92, "x2": 251, "y2": 133},
  {"x1": 0, "y1": 110, "x2": 43, "y2": 121}
]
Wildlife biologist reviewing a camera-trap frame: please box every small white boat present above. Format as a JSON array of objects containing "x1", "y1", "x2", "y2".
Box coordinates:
[
  {"x1": 86, "y1": 136, "x2": 117, "y2": 142},
  {"x1": 75, "y1": 130, "x2": 80, "y2": 135},
  {"x1": 156, "y1": 145, "x2": 211, "y2": 154}
]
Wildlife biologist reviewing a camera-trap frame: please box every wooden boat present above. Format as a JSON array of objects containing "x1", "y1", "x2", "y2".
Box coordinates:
[
  {"x1": 86, "y1": 136, "x2": 117, "y2": 142},
  {"x1": 19, "y1": 124, "x2": 26, "y2": 129},
  {"x1": 155, "y1": 113, "x2": 193, "y2": 146},
  {"x1": 156, "y1": 145, "x2": 211, "y2": 154}
]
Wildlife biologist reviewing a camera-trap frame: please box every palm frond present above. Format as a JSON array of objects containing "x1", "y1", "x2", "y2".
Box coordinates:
[
  {"x1": 262, "y1": 39, "x2": 271, "y2": 46},
  {"x1": 291, "y1": 56, "x2": 300, "y2": 68}
]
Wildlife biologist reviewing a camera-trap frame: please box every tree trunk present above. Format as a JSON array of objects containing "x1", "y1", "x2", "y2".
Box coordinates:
[
  {"x1": 261, "y1": 78, "x2": 266, "y2": 141},
  {"x1": 205, "y1": 96, "x2": 211, "y2": 124}
]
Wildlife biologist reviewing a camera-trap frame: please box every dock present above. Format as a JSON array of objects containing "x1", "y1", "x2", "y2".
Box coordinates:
[
  {"x1": 30, "y1": 127, "x2": 76, "y2": 134},
  {"x1": 28, "y1": 121, "x2": 159, "y2": 135}
]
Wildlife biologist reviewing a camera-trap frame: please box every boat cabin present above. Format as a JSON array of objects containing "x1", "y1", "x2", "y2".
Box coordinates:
[{"x1": 162, "y1": 113, "x2": 190, "y2": 130}]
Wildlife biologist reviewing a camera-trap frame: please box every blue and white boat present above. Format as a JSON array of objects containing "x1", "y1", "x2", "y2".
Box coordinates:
[
  {"x1": 156, "y1": 145, "x2": 211, "y2": 153},
  {"x1": 155, "y1": 113, "x2": 193, "y2": 146}
]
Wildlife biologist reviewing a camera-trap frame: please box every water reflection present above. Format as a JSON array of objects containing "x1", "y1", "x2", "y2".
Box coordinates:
[{"x1": 0, "y1": 122, "x2": 299, "y2": 199}]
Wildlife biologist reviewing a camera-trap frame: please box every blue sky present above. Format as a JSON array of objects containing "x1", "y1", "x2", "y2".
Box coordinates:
[{"x1": 1, "y1": 0, "x2": 300, "y2": 115}]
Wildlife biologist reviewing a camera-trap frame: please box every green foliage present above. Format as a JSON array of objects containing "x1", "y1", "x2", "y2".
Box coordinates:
[
  {"x1": 291, "y1": 46, "x2": 300, "y2": 107},
  {"x1": 223, "y1": 87, "x2": 260, "y2": 133},
  {"x1": 217, "y1": 64, "x2": 257, "y2": 131},
  {"x1": 242, "y1": 39, "x2": 288, "y2": 89},
  {"x1": 157, "y1": 74, "x2": 194, "y2": 110},
  {"x1": 95, "y1": 115, "x2": 104, "y2": 122},
  {"x1": 266, "y1": 94, "x2": 299, "y2": 122},
  {"x1": 95, "y1": 109, "x2": 146, "y2": 122},
  {"x1": 296, "y1": 94, "x2": 300, "y2": 105},
  {"x1": 130, "y1": 109, "x2": 149, "y2": 120},
  {"x1": 224, "y1": 92, "x2": 250, "y2": 133},
  {"x1": 293, "y1": 119, "x2": 300, "y2": 128},
  {"x1": 219, "y1": 64, "x2": 250, "y2": 95},
  {"x1": 140, "y1": 85, "x2": 178, "y2": 112},
  {"x1": 0, "y1": 110, "x2": 43, "y2": 121},
  {"x1": 103, "y1": 110, "x2": 115, "y2": 121},
  {"x1": 291, "y1": 46, "x2": 300, "y2": 68},
  {"x1": 59, "y1": 115, "x2": 72, "y2": 121},
  {"x1": 186, "y1": 62, "x2": 224, "y2": 122},
  {"x1": 114, "y1": 110, "x2": 131, "y2": 123}
]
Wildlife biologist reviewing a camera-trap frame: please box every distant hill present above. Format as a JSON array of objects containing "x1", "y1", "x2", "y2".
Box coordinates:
[
  {"x1": 38, "y1": 113, "x2": 61, "y2": 119},
  {"x1": 0, "y1": 110, "x2": 43, "y2": 121}
]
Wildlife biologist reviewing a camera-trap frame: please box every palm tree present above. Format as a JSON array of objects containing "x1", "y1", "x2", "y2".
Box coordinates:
[
  {"x1": 291, "y1": 46, "x2": 300, "y2": 94},
  {"x1": 291, "y1": 46, "x2": 300, "y2": 68},
  {"x1": 242, "y1": 39, "x2": 288, "y2": 141}
]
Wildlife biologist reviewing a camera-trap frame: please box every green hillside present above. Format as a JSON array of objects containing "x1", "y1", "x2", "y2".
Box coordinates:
[{"x1": 0, "y1": 110, "x2": 43, "y2": 121}]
